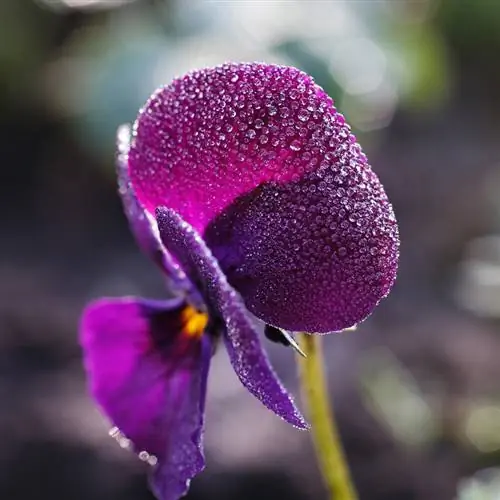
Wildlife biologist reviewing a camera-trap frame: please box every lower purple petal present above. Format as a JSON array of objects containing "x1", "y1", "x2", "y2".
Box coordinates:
[
  {"x1": 156, "y1": 207, "x2": 308, "y2": 429},
  {"x1": 80, "y1": 296, "x2": 211, "y2": 500}
]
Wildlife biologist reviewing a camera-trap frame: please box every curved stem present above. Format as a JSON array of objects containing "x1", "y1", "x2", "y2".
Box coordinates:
[{"x1": 296, "y1": 333, "x2": 358, "y2": 500}]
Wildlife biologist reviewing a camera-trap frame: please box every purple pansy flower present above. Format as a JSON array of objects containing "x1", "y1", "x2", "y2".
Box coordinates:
[{"x1": 80, "y1": 62, "x2": 399, "y2": 500}]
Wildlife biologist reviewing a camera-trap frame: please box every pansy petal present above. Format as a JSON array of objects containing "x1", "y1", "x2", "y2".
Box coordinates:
[
  {"x1": 204, "y1": 175, "x2": 398, "y2": 333},
  {"x1": 156, "y1": 207, "x2": 308, "y2": 429},
  {"x1": 80, "y1": 296, "x2": 211, "y2": 500},
  {"x1": 129, "y1": 63, "x2": 320, "y2": 233},
  {"x1": 116, "y1": 124, "x2": 192, "y2": 294},
  {"x1": 128, "y1": 62, "x2": 399, "y2": 334}
]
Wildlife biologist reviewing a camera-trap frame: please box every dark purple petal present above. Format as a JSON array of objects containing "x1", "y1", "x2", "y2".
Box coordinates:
[
  {"x1": 204, "y1": 176, "x2": 398, "y2": 333},
  {"x1": 116, "y1": 125, "x2": 193, "y2": 295},
  {"x1": 128, "y1": 62, "x2": 399, "y2": 333},
  {"x1": 80, "y1": 296, "x2": 211, "y2": 500},
  {"x1": 156, "y1": 207, "x2": 308, "y2": 429}
]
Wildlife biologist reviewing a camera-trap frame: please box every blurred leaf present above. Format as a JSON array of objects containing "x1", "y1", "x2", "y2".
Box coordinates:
[
  {"x1": 47, "y1": 10, "x2": 175, "y2": 161},
  {"x1": 438, "y1": 0, "x2": 500, "y2": 53},
  {"x1": 383, "y1": 24, "x2": 451, "y2": 110},
  {"x1": 455, "y1": 235, "x2": 500, "y2": 319},
  {"x1": 359, "y1": 348, "x2": 439, "y2": 448},
  {"x1": 0, "y1": 0, "x2": 56, "y2": 108},
  {"x1": 457, "y1": 468, "x2": 500, "y2": 500},
  {"x1": 464, "y1": 401, "x2": 500, "y2": 454}
]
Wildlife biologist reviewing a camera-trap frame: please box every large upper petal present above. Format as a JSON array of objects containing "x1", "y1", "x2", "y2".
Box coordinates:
[
  {"x1": 80, "y1": 296, "x2": 211, "y2": 500},
  {"x1": 127, "y1": 62, "x2": 399, "y2": 333},
  {"x1": 156, "y1": 207, "x2": 308, "y2": 429},
  {"x1": 128, "y1": 63, "x2": 322, "y2": 233}
]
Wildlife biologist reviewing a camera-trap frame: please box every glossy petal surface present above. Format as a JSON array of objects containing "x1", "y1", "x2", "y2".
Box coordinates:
[
  {"x1": 80, "y1": 297, "x2": 211, "y2": 500},
  {"x1": 156, "y1": 206, "x2": 308, "y2": 429},
  {"x1": 128, "y1": 62, "x2": 399, "y2": 333}
]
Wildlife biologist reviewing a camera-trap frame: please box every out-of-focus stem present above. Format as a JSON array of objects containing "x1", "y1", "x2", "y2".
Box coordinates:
[{"x1": 297, "y1": 333, "x2": 358, "y2": 500}]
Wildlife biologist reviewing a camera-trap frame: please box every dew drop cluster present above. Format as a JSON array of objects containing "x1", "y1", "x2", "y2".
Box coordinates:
[{"x1": 129, "y1": 62, "x2": 399, "y2": 333}]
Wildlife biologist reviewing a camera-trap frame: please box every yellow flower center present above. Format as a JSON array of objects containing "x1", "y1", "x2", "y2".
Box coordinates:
[{"x1": 180, "y1": 305, "x2": 209, "y2": 339}]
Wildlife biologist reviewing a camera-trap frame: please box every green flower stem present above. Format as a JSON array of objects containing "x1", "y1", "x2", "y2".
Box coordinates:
[{"x1": 297, "y1": 333, "x2": 358, "y2": 500}]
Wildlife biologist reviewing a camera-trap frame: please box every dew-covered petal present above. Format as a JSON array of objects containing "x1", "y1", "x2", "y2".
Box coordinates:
[
  {"x1": 204, "y1": 173, "x2": 398, "y2": 333},
  {"x1": 129, "y1": 62, "x2": 399, "y2": 333},
  {"x1": 80, "y1": 296, "x2": 211, "y2": 500},
  {"x1": 156, "y1": 207, "x2": 308, "y2": 429},
  {"x1": 128, "y1": 63, "x2": 334, "y2": 233},
  {"x1": 116, "y1": 124, "x2": 192, "y2": 294}
]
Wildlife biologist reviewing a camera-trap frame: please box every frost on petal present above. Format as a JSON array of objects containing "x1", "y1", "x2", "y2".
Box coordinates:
[
  {"x1": 80, "y1": 296, "x2": 211, "y2": 500},
  {"x1": 156, "y1": 207, "x2": 308, "y2": 429}
]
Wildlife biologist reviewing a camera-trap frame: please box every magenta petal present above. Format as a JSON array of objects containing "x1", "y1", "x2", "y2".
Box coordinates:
[
  {"x1": 128, "y1": 62, "x2": 399, "y2": 334},
  {"x1": 80, "y1": 296, "x2": 211, "y2": 500},
  {"x1": 128, "y1": 63, "x2": 333, "y2": 233},
  {"x1": 156, "y1": 207, "x2": 308, "y2": 429},
  {"x1": 116, "y1": 125, "x2": 192, "y2": 293}
]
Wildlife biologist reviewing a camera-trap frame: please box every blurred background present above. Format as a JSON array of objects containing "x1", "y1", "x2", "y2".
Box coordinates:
[{"x1": 2, "y1": 0, "x2": 500, "y2": 499}]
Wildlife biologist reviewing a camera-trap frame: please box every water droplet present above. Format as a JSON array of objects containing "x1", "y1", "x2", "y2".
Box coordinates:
[
  {"x1": 297, "y1": 109, "x2": 310, "y2": 122},
  {"x1": 268, "y1": 105, "x2": 277, "y2": 116},
  {"x1": 280, "y1": 107, "x2": 290, "y2": 118},
  {"x1": 255, "y1": 118, "x2": 264, "y2": 129}
]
